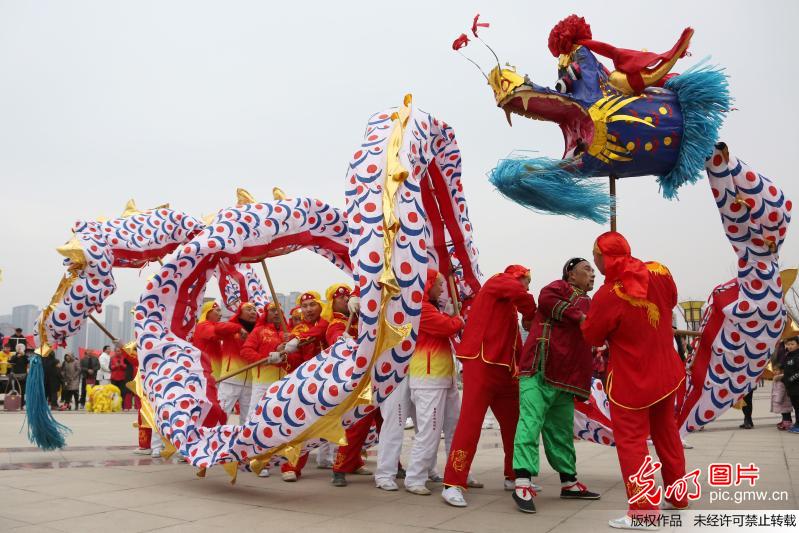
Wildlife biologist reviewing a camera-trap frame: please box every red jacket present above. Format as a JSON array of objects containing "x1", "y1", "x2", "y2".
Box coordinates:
[
  {"x1": 110, "y1": 353, "x2": 127, "y2": 381},
  {"x1": 193, "y1": 319, "x2": 241, "y2": 380},
  {"x1": 519, "y1": 280, "x2": 593, "y2": 398},
  {"x1": 326, "y1": 312, "x2": 358, "y2": 346},
  {"x1": 412, "y1": 301, "x2": 463, "y2": 386},
  {"x1": 289, "y1": 318, "x2": 329, "y2": 369},
  {"x1": 581, "y1": 262, "x2": 684, "y2": 409},
  {"x1": 241, "y1": 323, "x2": 286, "y2": 383},
  {"x1": 456, "y1": 273, "x2": 537, "y2": 372}
]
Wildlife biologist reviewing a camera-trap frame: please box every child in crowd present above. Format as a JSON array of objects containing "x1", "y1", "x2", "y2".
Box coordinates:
[{"x1": 781, "y1": 336, "x2": 799, "y2": 434}]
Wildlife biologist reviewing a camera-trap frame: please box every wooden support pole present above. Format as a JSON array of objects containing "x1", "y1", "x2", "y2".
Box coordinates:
[
  {"x1": 88, "y1": 313, "x2": 118, "y2": 343},
  {"x1": 610, "y1": 175, "x2": 617, "y2": 232},
  {"x1": 217, "y1": 339, "x2": 311, "y2": 383},
  {"x1": 447, "y1": 275, "x2": 461, "y2": 317},
  {"x1": 260, "y1": 260, "x2": 289, "y2": 335}
]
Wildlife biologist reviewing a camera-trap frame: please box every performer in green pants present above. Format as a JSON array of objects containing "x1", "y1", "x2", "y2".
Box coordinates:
[{"x1": 512, "y1": 258, "x2": 601, "y2": 514}]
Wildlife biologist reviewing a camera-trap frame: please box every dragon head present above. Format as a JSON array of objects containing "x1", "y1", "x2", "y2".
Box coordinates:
[
  {"x1": 488, "y1": 46, "x2": 606, "y2": 160},
  {"x1": 488, "y1": 45, "x2": 686, "y2": 177}
]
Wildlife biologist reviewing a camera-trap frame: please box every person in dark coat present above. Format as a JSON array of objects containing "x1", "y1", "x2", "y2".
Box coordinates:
[
  {"x1": 42, "y1": 353, "x2": 62, "y2": 408},
  {"x1": 79, "y1": 352, "x2": 100, "y2": 408},
  {"x1": 60, "y1": 353, "x2": 81, "y2": 410}
]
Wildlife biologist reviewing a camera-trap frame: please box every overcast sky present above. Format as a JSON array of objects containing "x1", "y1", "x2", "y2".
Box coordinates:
[{"x1": 1, "y1": 1, "x2": 797, "y2": 322}]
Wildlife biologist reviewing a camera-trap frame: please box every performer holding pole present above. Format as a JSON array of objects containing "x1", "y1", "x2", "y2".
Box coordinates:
[
  {"x1": 441, "y1": 265, "x2": 537, "y2": 508},
  {"x1": 279, "y1": 290, "x2": 329, "y2": 482},
  {"x1": 404, "y1": 270, "x2": 465, "y2": 496},
  {"x1": 581, "y1": 232, "x2": 687, "y2": 528},
  {"x1": 324, "y1": 284, "x2": 375, "y2": 487},
  {"x1": 216, "y1": 302, "x2": 259, "y2": 422}
]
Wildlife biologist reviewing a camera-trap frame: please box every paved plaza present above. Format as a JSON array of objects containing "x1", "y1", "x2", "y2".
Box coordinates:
[{"x1": 0, "y1": 387, "x2": 797, "y2": 532}]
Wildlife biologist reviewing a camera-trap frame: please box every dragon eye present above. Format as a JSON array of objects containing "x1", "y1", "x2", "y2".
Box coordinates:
[{"x1": 555, "y1": 77, "x2": 571, "y2": 94}]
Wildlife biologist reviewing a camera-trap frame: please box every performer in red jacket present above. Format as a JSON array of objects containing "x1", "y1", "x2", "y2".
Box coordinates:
[
  {"x1": 512, "y1": 258, "x2": 600, "y2": 514},
  {"x1": 404, "y1": 270, "x2": 464, "y2": 496},
  {"x1": 442, "y1": 265, "x2": 537, "y2": 508},
  {"x1": 581, "y1": 232, "x2": 686, "y2": 528},
  {"x1": 280, "y1": 290, "x2": 329, "y2": 482},
  {"x1": 286, "y1": 291, "x2": 329, "y2": 370},
  {"x1": 323, "y1": 283, "x2": 379, "y2": 487},
  {"x1": 192, "y1": 301, "x2": 237, "y2": 427},
  {"x1": 217, "y1": 302, "x2": 259, "y2": 422},
  {"x1": 240, "y1": 302, "x2": 288, "y2": 478}
]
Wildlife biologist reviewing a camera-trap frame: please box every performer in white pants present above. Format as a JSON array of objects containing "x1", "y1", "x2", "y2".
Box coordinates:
[
  {"x1": 217, "y1": 302, "x2": 260, "y2": 423},
  {"x1": 404, "y1": 270, "x2": 465, "y2": 495},
  {"x1": 374, "y1": 376, "x2": 412, "y2": 491},
  {"x1": 241, "y1": 302, "x2": 296, "y2": 478}
]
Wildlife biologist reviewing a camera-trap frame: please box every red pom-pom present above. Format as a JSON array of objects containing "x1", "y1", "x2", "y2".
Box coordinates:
[
  {"x1": 452, "y1": 33, "x2": 470, "y2": 51},
  {"x1": 548, "y1": 14, "x2": 592, "y2": 57}
]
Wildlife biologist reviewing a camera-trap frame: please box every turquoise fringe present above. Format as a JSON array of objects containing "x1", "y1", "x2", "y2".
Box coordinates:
[
  {"x1": 24, "y1": 355, "x2": 70, "y2": 450},
  {"x1": 489, "y1": 155, "x2": 612, "y2": 224},
  {"x1": 660, "y1": 62, "x2": 730, "y2": 199}
]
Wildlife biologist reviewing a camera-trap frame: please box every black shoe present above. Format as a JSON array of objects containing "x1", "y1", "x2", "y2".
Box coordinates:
[
  {"x1": 512, "y1": 484, "x2": 537, "y2": 513},
  {"x1": 396, "y1": 467, "x2": 406, "y2": 479},
  {"x1": 331, "y1": 472, "x2": 347, "y2": 487},
  {"x1": 561, "y1": 481, "x2": 601, "y2": 500},
  {"x1": 739, "y1": 421, "x2": 754, "y2": 429}
]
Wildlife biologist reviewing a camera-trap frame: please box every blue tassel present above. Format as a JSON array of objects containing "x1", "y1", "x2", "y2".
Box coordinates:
[
  {"x1": 659, "y1": 61, "x2": 730, "y2": 199},
  {"x1": 24, "y1": 354, "x2": 70, "y2": 450},
  {"x1": 489, "y1": 155, "x2": 612, "y2": 223}
]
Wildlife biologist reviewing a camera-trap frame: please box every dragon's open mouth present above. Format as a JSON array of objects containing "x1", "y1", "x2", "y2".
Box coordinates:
[{"x1": 499, "y1": 86, "x2": 593, "y2": 160}]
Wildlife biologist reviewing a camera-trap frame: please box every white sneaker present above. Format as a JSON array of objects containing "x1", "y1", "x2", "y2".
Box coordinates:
[
  {"x1": 375, "y1": 479, "x2": 399, "y2": 491},
  {"x1": 134, "y1": 448, "x2": 151, "y2": 455},
  {"x1": 608, "y1": 516, "x2": 659, "y2": 530},
  {"x1": 681, "y1": 439, "x2": 693, "y2": 449},
  {"x1": 282, "y1": 471, "x2": 298, "y2": 482},
  {"x1": 441, "y1": 486, "x2": 467, "y2": 507},
  {"x1": 258, "y1": 469, "x2": 270, "y2": 478},
  {"x1": 406, "y1": 485, "x2": 432, "y2": 495},
  {"x1": 150, "y1": 448, "x2": 163, "y2": 459},
  {"x1": 404, "y1": 417, "x2": 415, "y2": 430}
]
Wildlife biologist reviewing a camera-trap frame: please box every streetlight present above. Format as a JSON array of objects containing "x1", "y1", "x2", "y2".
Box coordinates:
[{"x1": 679, "y1": 300, "x2": 705, "y2": 331}]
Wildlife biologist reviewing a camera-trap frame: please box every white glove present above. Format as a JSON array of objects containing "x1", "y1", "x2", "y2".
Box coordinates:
[
  {"x1": 266, "y1": 352, "x2": 285, "y2": 364},
  {"x1": 347, "y1": 296, "x2": 360, "y2": 314},
  {"x1": 284, "y1": 338, "x2": 300, "y2": 353},
  {"x1": 442, "y1": 299, "x2": 455, "y2": 316}
]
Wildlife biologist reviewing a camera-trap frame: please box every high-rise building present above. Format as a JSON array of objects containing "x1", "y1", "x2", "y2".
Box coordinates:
[
  {"x1": 67, "y1": 324, "x2": 87, "y2": 355},
  {"x1": 87, "y1": 322, "x2": 108, "y2": 351},
  {"x1": 11, "y1": 305, "x2": 40, "y2": 334},
  {"x1": 121, "y1": 301, "x2": 136, "y2": 342},
  {"x1": 0, "y1": 317, "x2": 14, "y2": 339},
  {"x1": 104, "y1": 304, "x2": 121, "y2": 340}
]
